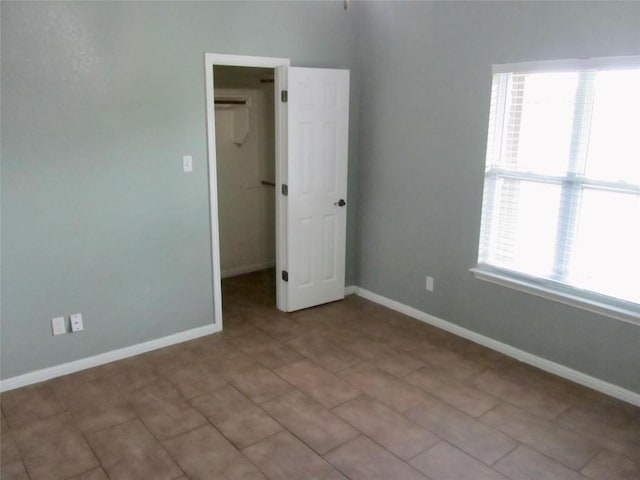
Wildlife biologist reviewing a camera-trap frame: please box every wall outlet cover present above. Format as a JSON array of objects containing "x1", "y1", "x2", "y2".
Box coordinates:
[
  {"x1": 426, "y1": 276, "x2": 434, "y2": 292},
  {"x1": 51, "y1": 317, "x2": 66, "y2": 336},
  {"x1": 70, "y1": 313, "x2": 84, "y2": 332},
  {"x1": 183, "y1": 155, "x2": 193, "y2": 172}
]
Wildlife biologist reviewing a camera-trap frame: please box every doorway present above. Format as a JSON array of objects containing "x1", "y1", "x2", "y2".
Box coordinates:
[
  {"x1": 204, "y1": 53, "x2": 350, "y2": 328},
  {"x1": 213, "y1": 65, "x2": 277, "y2": 301},
  {"x1": 204, "y1": 54, "x2": 289, "y2": 329}
]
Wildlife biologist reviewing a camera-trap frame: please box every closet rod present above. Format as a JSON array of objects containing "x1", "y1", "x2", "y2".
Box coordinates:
[
  {"x1": 214, "y1": 99, "x2": 247, "y2": 105},
  {"x1": 261, "y1": 180, "x2": 276, "y2": 187}
]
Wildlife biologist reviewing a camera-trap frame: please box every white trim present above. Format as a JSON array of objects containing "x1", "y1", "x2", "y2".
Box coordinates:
[
  {"x1": 0, "y1": 323, "x2": 221, "y2": 392},
  {"x1": 204, "y1": 53, "x2": 290, "y2": 68},
  {"x1": 204, "y1": 55, "x2": 224, "y2": 330},
  {"x1": 204, "y1": 53, "x2": 291, "y2": 324},
  {"x1": 275, "y1": 65, "x2": 289, "y2": 312},
  {"x1": 352, "y1": 286, "x2": 640, "y2": 407},
  {"x1": 221, "y1": 261, "x2": 275, "y2": 279},
  {"x1": 493, "y1": 55, "x2": 640, "y2": 74},
  {"x1": 344, "y1": 285, "x2": 358, "y2": 295},
  {"x1": 470, "y1": 267, "x2": 640, "y2": 327},
  {"x1": 5, "y1": 284, "x2": 637, "y2": 405}
]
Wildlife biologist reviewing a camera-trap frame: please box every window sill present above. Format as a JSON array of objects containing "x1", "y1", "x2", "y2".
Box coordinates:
[{"x1": 470, "y1": 266, "x2": 640, "y2": 327}]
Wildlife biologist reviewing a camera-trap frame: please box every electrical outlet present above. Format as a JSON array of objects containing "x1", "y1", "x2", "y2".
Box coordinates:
[
  {"x1": 425, "y1": 276, "x2": 434, "y2": 292},
  {"x1": 51, "y1": 316, "x2": 66, "y2": 336},
  {"x1": 70, "y1": 313, "x2": 84, "y2": 332}
]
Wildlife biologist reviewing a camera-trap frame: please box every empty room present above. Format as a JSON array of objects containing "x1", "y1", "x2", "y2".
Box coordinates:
[{"x1": 1, "y1": 1, "x2": 639, "y2": 479}]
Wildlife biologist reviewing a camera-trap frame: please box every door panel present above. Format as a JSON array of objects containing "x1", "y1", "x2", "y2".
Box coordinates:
[{"x1": 286, "y1": 67, "x2": 350, "y2": 311}]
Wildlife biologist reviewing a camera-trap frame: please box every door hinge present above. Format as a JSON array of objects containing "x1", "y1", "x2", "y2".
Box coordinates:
[
  {"x1": 281, "y1": 90, "x2": 288, "y2": 103},
  {"x1": 281, "y1": 270, "x2": 289, "y2": 282},
  {"x1": 281, "y1": 184, "x2": 288, "y2": 196}
]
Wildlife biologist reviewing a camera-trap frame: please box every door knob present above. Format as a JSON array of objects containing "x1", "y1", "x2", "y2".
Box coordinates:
[{"x1": 334, "y1": 199, "x2": 346, "y2": 207}]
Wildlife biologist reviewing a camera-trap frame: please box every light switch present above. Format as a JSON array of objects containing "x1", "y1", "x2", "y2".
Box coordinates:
[
  {"x1": 52, "y1": 316, "x2": 66, "y2": 336},
  {"x1": 183, "y1": 155, "x2": 193, "y2": 172}
]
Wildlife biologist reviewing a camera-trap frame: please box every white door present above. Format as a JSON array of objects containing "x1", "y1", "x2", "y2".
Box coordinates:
[{"x1": 285, "y1": 67, "x2": 350, "y2": 311}]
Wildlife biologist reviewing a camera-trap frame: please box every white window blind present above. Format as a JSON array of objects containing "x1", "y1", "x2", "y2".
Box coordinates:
[{"x1": 476, "y1": 56, "x2": 640, "y2": 321}]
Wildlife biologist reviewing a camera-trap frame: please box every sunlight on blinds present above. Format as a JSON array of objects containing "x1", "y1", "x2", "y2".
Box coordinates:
[{"x1": 478, "y1": 58, "x2": 640, "y2": 310}]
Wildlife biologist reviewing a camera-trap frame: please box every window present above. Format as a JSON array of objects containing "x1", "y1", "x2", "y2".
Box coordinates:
[{"x1": 473, "y1": 56, "x2": 640, "y2": 324}]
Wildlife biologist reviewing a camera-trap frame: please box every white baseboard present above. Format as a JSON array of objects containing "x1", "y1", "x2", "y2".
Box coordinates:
[
  {"x1": 0, "y1": 323, "x2": 221, "y2": 393},
  {"x1": 4, "y1": 284, "x2": 638, "y2": 407},
  {"x1": 221, "y1": 261, "x2": 275, "y2": 279},
  {"x1": 344, "y1": 285, "x2": 358, "y2": 295},
  {"x1": 353, "y1": 286, "x2": 640, "y2": 407}
]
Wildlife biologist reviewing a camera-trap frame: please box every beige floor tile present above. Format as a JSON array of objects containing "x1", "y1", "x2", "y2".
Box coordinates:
[
  {"x1": 460, "y1": 344, "x2": 516, "y2": 370},
  {"x1": 222, "y1": 362, "x2": 292, "y2": 404},
  {"x1": 473, "y1": 369, "x2": 570, "y2": 420},
  {"x1": 48, "y1": 368, "x2": 104, "y2": 397},
  {"x1": 162, "y1": 424, "x2": 265, "y2": 480},
  {"x1": 558, "y1": 403, "x2": 640, "y2": 433},
  {"x1": 410, "y1": 442, "x2": 509, "y2": 480},
  {"x1": 208, "y1": 347, "x2": 261, "y2": 374},
  {"x1": 334, "y1": 328, "x2": 424, "y2": 378},
  {"x1": 325, "y1": 435, "x2": 427, "y2": 480},
  {"x1": 233, "y1": 332, "x2": 304, "y2": 369},
  {"x1": 405, "y1": 367, "x2": 499, "y2": 417},
  {"x1": 191, "y1": 384, "x2": 282, "y2": 449},
  {"x1": 127, "y1": 378, "x2": 208, "y2": 440},
  {"x1": 56, "y1": 378, "x2": 135, "y2": 433},
  {"x1": 494, "y1": 445, "x2": 587, "y2": 480},
  {"x1": 1, "y1": 460, "x2": 30, "y2": 480},
  {"x1": 229, "y1": 330, "x2": 279, "y2": 350},
  {"x1": 141, "y1": 342, "x2": 193, "y2": 367},
  {"x1": 480, "y1": 402, "x2": 599, "y2": 470},
  {"x1": 580, "y1": 449, "x2": 640, "y2": 480},
  {"x1": 569, "y1": 423, "x2": 640, "y2": 467},
  {"x1": 339, "y1": 336, "x2": 392, "y2": 362},
  {"x1": 6, "y1": 270, "x2": 634, "y2": 480},
  {"x1": 262, "y1": 389, "x2": 359, "y2": 454},
  {"x1": 66, "y1": 467, "x2": 110, "y2": 480},
  {"x1": 86, "y1": 419, "x2": 181, "y2": 480},
  {"x1": 220, "y1": 320, "x2": 263, "y2": 338},
  {"x1": 505, "y1": 364, "x2": 607, "y2": 411},
  {"x1": 288, "y1": 333, "x2": 361, "y2": 373},
  {"x1": 556, "y1": 405, "x2": 640, "y2": 460},
  {"x1": 184, "y1": 331, "x2": 237, "y2": 356},
  {"x1": 187, "y1": 336, "x2": 254, "y2": 369},
  {"x1": 1, "y1": 383, "x2": 65, "y2": 428},
  {"x1": 157, "y1": 361, "x2": 227, "y2": 399},
  {"x1": 89, "y1": 355, "x2": 152, "y2": 380},
  {"x1": 338, "y1": 363, "x2": 425, "y2": 413},
  {"x1": 1, "y1": 412, "x2": 21, "y2": 465},
  {"x1": 426, "y1": 353, "x2": 487, "y2": 381},
  {"x1": 243, "y1": 431, "x2": 347, "y2": 480},
  {"x1": 106, "y1": 359, "x2": 160, "y2": 395},
  {"x1": 627, "y1": 414, "x2": 640, "y2": 432},
  {"x1": 402, "y1": 344, "x2": 462, "y2": 366},
  {"x1": 373, "y1": 350, "x2": 425, "y2": 378},
  {"x1": 333, "y1": 394, "x2": 439, "y2": 460},
  {"x1": 275, "y1": 360, "x2": 361, "y2": 408},
  {"x1": 12, "y1": 413, "x2": 98, "y2": 480},
  {"x1": 255, "y1": 314, "x2": 308, "y2": 342},
  {"x1": 406, "y1": 396, "x2": 516, "y2": 465}
]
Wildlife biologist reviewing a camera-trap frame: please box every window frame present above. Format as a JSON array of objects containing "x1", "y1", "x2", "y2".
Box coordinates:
[{"x1": 472, "y1": 56, "x2": 640, "y2": 326}]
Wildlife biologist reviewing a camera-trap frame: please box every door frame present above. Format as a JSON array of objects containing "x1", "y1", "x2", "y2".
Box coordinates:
[{"x1": 204, "y1": 53, "x2": 290, "y2": 327}]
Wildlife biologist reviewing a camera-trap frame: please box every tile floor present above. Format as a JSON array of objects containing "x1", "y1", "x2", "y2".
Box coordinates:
[{"x1": 1, "y1": 269, "x2": 639, "y2": 480}]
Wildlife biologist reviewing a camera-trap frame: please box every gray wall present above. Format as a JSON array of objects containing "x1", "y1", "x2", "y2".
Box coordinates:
[
  {"x1": 1, "y1": 1, "x2": 358, "y2": 379},
  {"x1": 2, "y1": 0, "x2": 639, "y2": 396},
  {"x1": 354, "y1": 1, "x2": 640, "y2": 393}
]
